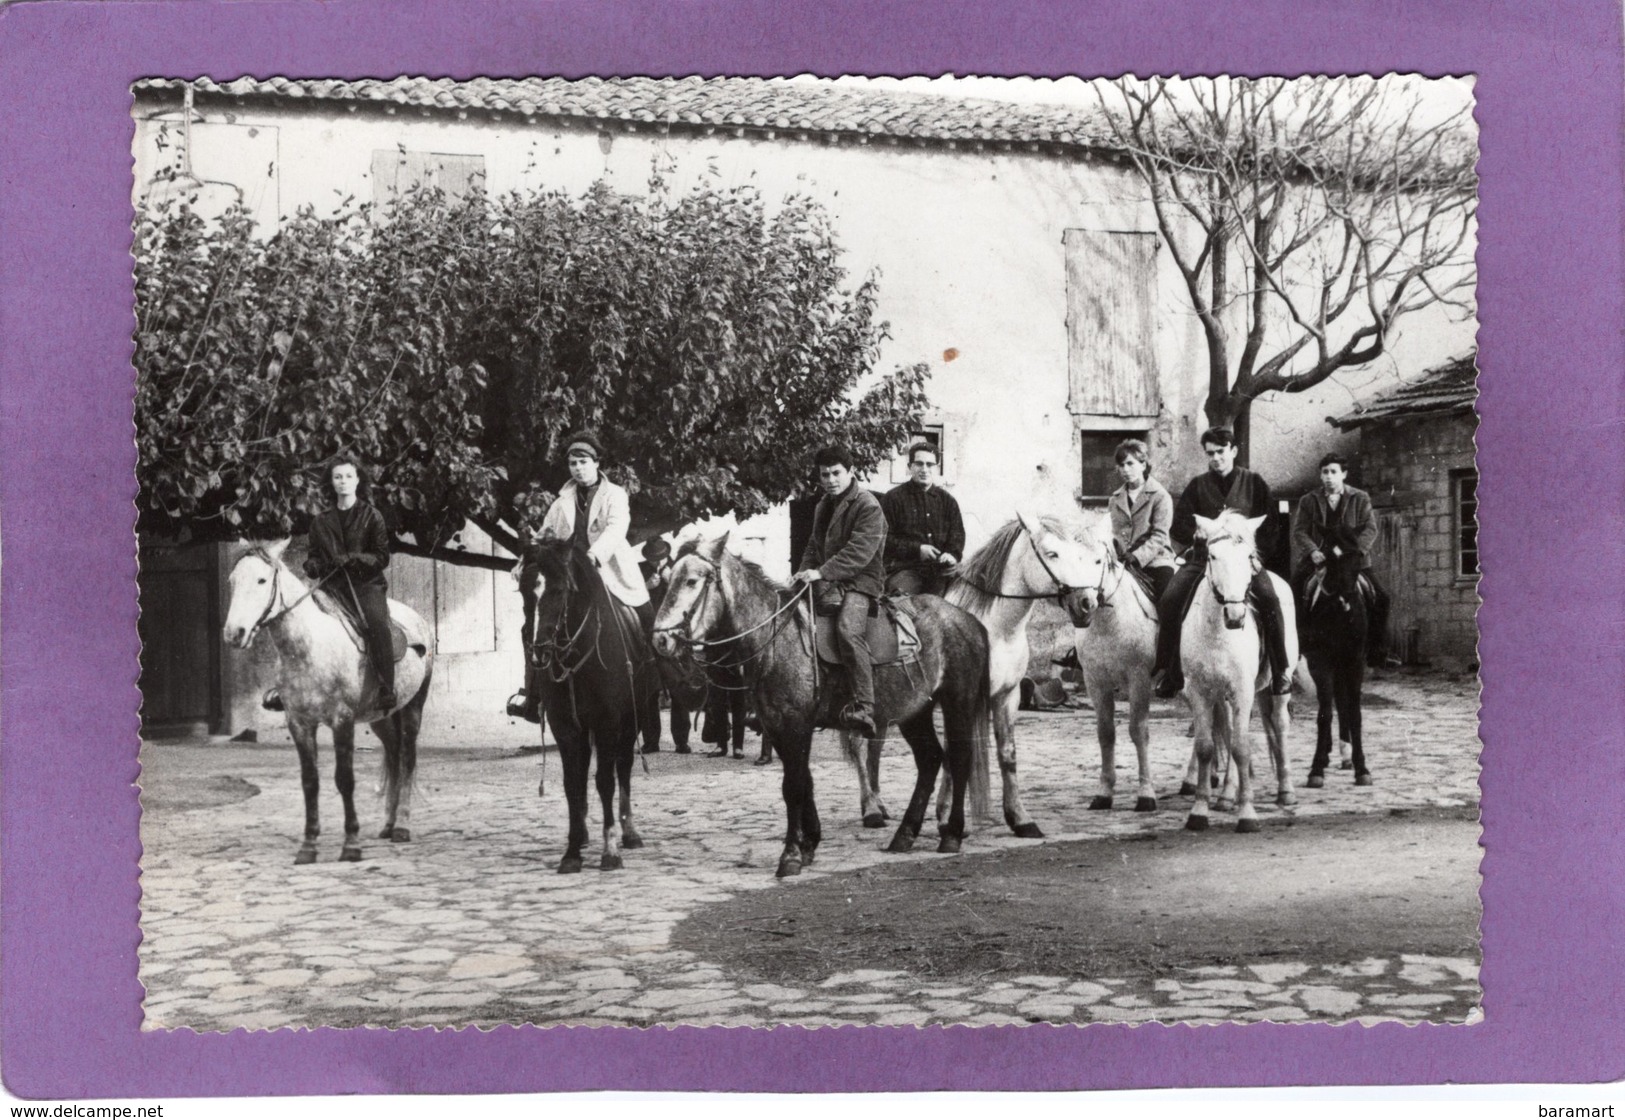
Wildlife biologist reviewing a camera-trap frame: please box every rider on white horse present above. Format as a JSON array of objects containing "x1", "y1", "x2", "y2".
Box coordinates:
[
  {"x1": 1106, "y1": 438, "x2": 1177, "y2": 603},
  {"x1": 264, "y1": 457, "x2": 396, "y2": 713},
  {"x1": 1153, "y1": 426, "x2": 1294, "y2": 699}
]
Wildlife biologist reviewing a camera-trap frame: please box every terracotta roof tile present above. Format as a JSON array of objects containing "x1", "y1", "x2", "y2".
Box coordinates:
[
  {"x1": 1331, "y1": 353, "x2": 1478, "y2": 429},
  {"x1": 134, "y1": 75, "x2": 1118, "y2": 154}
]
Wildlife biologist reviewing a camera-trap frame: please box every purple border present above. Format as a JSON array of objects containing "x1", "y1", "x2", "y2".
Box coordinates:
[{"x1": 3, "y1": 0, "x2": 1622, "y2": 1098}]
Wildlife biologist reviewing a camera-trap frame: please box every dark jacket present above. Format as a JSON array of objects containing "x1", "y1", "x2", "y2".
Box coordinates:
[
  {"x1": 800, "y1": 482, "x2": 887, "y2": 600},
  {"x1": 1171, "y1": 467, "x2": 1275, "y2": 557},
  {"x1": 305, "y1": 501, "x2": 391, "y2": 588},
  {"x1": 880, "y1": 481, "x2": 967, "y2": 572},
  {"x1": 1292, "y1": 486, "x2": 1378, "y2": 571}
]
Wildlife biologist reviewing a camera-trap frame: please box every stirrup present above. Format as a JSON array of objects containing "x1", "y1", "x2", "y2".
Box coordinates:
[
  {"x1": 261, "y1": 688, "x2": 285, "y2": 712},
  {"x1": 840, "y1": 702, "x2": 876, "y2": 738}
]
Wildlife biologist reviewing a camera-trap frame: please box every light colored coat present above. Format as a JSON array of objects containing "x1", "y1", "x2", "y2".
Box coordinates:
[
  {"x1": 1107, "y1": 476, "x2": 1176, "y2": 570},
  {"x1": 539, "y1": 478, "x2": 650, "y2": 608}
]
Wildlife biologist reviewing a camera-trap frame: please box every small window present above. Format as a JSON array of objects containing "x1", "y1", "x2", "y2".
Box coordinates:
[
  {"x1": 1453, "y1": 471, "x2": 1479, "y2": 578},
  {"x1": 1078, "y1": 430, "x2": 1147, "y2": 505},
  {"x1": 371, "y1": 150, "x2": 487, "y2": 205},
  {"x1": 890, "y1": 424, "x2": 946, "y2": 484}
]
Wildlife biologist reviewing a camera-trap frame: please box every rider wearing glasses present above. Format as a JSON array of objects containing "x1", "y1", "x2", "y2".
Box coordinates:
[
  {"x1": 1152, "y1": 427, "x2": 1293, "y2": 700},
  {"x1": 792, "y1": 446, "x2": 888, "y2": 738},
  {"x1": 880, "y1": 442, "x2": 965, "y2": 598}
]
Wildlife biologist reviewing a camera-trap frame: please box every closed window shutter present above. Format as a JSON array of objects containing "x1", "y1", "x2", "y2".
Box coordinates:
[{"x1": 1065, "y1": 229, "x2": 1161, "y2": 417}]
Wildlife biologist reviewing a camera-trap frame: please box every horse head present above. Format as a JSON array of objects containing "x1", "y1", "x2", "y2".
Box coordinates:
[
  {"x1": 1196, "y1": 512, "x2": 1265, "y2": 630},
  {"x1": 529, "y1": 539, "x2": 592, "y2": 652},
  {"x1": 1016, "y1": 509, "x2": 1097, "y2": 628},
  {"x1": 652, "y1": 534, "x2": 730, "y2": 658},
  {"x1": 1057, "y1": 518, "x2": 1116, "y2": 629},
  {"x1": 222, "y1": 538, "x2": 293, "y2": 649}
]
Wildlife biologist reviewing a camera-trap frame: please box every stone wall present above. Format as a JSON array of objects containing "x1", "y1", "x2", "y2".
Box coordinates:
[{"x1": 1356, "y1": 412, "x2": 1480, "y2": 668}]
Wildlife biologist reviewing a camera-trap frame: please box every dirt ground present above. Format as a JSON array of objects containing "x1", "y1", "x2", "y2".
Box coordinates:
[{"x1": 675, "y1": 806, "x2": 1481, "y2": 983}]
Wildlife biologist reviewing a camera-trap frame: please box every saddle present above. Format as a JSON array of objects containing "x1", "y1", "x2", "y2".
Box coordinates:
[
  {"x1": 813, "y1": 595, "x2": 922, "y2": 667},
  {"x1": 312, "y1": 589, "x2": 420, "y2": 662},
  {"x1": 1303, "y1": 569, "x2": 1377, "y2": 612}
]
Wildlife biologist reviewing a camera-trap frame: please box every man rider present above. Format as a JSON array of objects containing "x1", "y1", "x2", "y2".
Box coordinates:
[
  {"x1": 1291, "y1": 452, "x2": 1392, "y2": 664},
  {"x1": 793, "y1": 446, "x2": 888, "y2": 738},
  {"x1": 880, "y1": 441, "x2": 965, "y2": 597},
  {"x1": 1153, "y1": 427, "x2": 1293, "y2": 699}
]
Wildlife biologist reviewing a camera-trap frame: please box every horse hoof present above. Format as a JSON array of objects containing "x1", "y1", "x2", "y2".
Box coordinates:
[
  {"x1": 1012, "y1": 822, "x2": 1045, "y2": 839},
  {"x1": 1184, "y1": 815, "x2": 1209, "y2": 832},
  {"x1": 621, "y1": 832, "x2": 644, "y2": 849},
  {"x1": 1306, "y1": 773, "x2": 1325, "y2": 789},
  {"x1": 1178, "y1": 782, "x2": 1198, "y2": 797},
  {"x1": 798, "y1": 844, "x2": 818, "y2": 866},
  {"x1": 1236, "y1": 817, "x2": 1262, "y2": 834},
  {"x1": 339, "y1": 847, "x2": 362, "y2": 862},
  {"x1": 1215, "y1": 798, "x2": 1235, "y2": 813},
  {"x1": 390, "y1": 828, "x2": 411, "y2": 843},
  {"x1": 1340, "y1": 760, "x2": 1355, "y2": 770},
  {"x1": 600, "y1": 853, "x2": 624, "y2": 871},
  {"x1": 377, "y1": 826, "x2": 393, "y2": 840},
  {"x1": 294, "y1": 849, "x2": 317, "y2": 865},
  {"x1": 1134, "y1": 797, "x2": 1158, "y2": 813},
  {"x1": 776, "y1": 857, "x2": 802, "y2": 878},
  {"x1": 937, "y1": 834, "x2": 963, "y2": 855},
  {"x1": 862, "y1": 812, "x2": 886, "y2": 829},
  {"x1": 557, "y1": 856, "x2": 583, "y2": 874},
  {"x1": 887, "y1": 828, "x2": 917, "y2": 854},
  {"x1": 1276, "y1": 792, "x2": 1297, "y2": 808},
  {"x1": 1088, "y1": 795, "x2": 1113, "y2": 811},
  {"x1": 1355, "y1": 772, "x2": 1374, "y2": 786}
]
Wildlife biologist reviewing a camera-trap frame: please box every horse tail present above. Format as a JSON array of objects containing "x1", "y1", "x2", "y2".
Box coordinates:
[{"x1": 967, "y1": 628, "x2": 993, "y2": 824}]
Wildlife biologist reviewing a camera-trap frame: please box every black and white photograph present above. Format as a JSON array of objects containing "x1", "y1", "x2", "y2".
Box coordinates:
[{"x1": 132, "y1": 73, "x2": 1481, "y2": 1032}]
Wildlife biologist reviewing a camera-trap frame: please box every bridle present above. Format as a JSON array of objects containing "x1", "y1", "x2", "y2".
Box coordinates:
[
  {"x1": 653, "y1": 557, "x2": 811, "y2": 677},
  {"x1": 236, "y1": 548, "x2": 330, "y2": 648},
  {"x1": 532, "y1": 566, "x2": 605, "y2": 682},
  {"x1": 1203, "y1": 535, "x2": 1255, "y2": 611},
  {"x1": 953, "y1": 526, "x2": 1078, "y2": 604}
]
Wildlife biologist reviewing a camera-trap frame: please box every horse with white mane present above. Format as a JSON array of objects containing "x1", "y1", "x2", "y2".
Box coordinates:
[
  {"x1": 222, "y1": 540, "x2": 433, "y2": 864},
  {"x1": 1179, "y1": 511, "x2": 1297, "y2": 833}
]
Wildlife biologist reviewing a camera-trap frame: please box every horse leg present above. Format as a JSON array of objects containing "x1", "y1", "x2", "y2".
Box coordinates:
[
  {"x1": 937, "y1": 700, "x2": 975, "y2": 854},
  {"x1": 889, "y1": 710, "x2": 942, "y2": 854},
  {"x1": 373, "y1": 714, "x2": 401, "y2": 840},
  {"x1": 596, "y1": 740, "x2": 625, "y2": 871},
  {"x1": 1341, "y1": 658, "x2": 1371, "y2": 783},
  {"x1": 776, "y1": 735, "x2": 812, "y2": 878},
  {"x1": 1126, "y1": 680, "x2": 1157, "y2": 811},
  {"x1": 1088, "y1": 685, "x2": 1117, "y2": 810},
  {"x1": 1308, "y1": 657, "x2": 1333, "y2": 787},
  {"x1": 1212, "y1": 703, "x2": 1238, "y2": 813},
  {"x1": 555, "y1": 733, "x2": 589, "y2": 874},
  {"x1": 291, "y1": 720, "x2": 322, "y2": 864},
  {"x1": 730, "y1": 688, "x2": 748, "y2": 759},
  {"x1": 1261, "y1": 691, "x2": 1296, "y2": 807},
  {"x1": 868, "y1": 734, "x2": 891, "y2": 823},
  {"x1": 993, "y1": 687, "x2": 1042, "y2": 838},
  {"x1": 1184, "y1": 701, "x2": 1215, "y2": 831},
  {"x1": 333, "y1": 721, "x2": 363, "y2": 861},
  {"x1": 391, "y1": 692, "x2": 424, "y2": 841},
  {"x1": 617, "y1": 743, "x2": 643, "y2": 849},
  {"x1": 1231, "y1": 697, "x2": 1261, "y2": 834},
  {"x1": 799, "y1": 770, "x2": 821, "y2": 866},
  {"x1": 842, "y1": 730, "x2": 887, "y2": 830}
]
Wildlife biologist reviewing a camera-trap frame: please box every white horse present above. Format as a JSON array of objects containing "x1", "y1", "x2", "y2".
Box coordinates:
[
  {"x1": 885, "y1": 511, "x2": 1095, "y2": 837},
  {"x1": 222, "y1": 540, "x2": 434, "y2": 864},
  {"x1": 1179, "y1": 512, "x2": 1297, "y2": 833},
  {"x1": 1066, "y1": 520, "x2": 1162, "y2": 813}
]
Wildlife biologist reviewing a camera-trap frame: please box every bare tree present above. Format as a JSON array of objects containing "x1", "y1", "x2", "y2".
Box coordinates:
[{"x1": 1094, "y1": 76, "x2": 1477, "y2": 455}]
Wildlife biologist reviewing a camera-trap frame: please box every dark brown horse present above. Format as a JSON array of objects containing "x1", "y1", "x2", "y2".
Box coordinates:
[
  {"x1": 652, "y1": 535, "x2": 993, "y2": 878},
  {"x1": 1299, "y1": 552, "x2": 1374, "y2": 787},
  {"x1": 529, "y1": 541, "x2": 661, "y2": 872}
]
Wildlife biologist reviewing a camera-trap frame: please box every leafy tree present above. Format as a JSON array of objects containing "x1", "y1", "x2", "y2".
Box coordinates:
[
  {"x1": 1093, "y1": 76, "x2": 1477, "y2": 456},
  {"x1": 134, "y1": 170, "x2": 929, "y2": 568}
]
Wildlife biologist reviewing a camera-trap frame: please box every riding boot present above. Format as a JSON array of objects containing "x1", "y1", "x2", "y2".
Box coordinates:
[
  {"x1": 1250, "y1": 570, "x2": 1293, "y2": 694},
  {"x1": 1153, "y1": 564, "x2": 1202, "y2": 698}
]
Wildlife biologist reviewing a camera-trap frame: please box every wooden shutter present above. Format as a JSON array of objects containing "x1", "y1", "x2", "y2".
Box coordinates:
[{"x1": 1065, "y1": 229, "x2": 1161, "y2": 417}]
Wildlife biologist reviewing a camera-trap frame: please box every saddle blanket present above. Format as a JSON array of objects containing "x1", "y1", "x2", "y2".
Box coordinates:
[
  {"x1": 813, "y1": 597, "x2": 921, "y2": 667},
  {"x1": 313, "y1": 589, "x2": 422, "y2": 662}
]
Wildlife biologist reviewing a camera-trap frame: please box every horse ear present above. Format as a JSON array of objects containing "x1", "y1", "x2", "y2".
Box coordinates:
[
  {"x1": 264, "y1": 538, "x2": 291, "y2": 561},
  {"x1": 1016, "y1": 508, "x2": 1047, "y2": 540},
  {"x1": 1245, "y1": 515, "x2": 1268, "y2": 538},
  {"x1": 698, "y1": 533, "x2": 728, "y2": 564},
  {"x1": 1193, "y1": 515, "x2": 1217, "y2": 538}
]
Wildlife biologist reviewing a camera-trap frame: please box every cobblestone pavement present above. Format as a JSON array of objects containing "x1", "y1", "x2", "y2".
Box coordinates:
[{"x1": 138, "y1": 670, "x2": 1482, "y2": 1031}]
